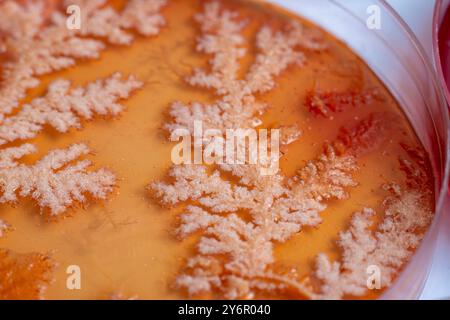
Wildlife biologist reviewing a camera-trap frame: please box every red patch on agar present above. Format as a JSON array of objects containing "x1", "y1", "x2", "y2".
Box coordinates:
[
  {"x1": 0, "y1": 249, "x2": 55, "y2": 300},
  {"x1": 305, "y1": 89, "x2": 383, "y2": 118}
]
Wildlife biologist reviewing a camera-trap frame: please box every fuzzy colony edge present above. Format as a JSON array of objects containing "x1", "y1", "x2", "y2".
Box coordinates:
[{"x1": 0, "y1": 0, "x2": 434, "y2": 300}]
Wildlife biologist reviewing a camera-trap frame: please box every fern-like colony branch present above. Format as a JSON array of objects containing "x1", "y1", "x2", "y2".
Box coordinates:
[
  {"x1": 0, "y1": 143, "x2": 116, "y2": 215},
  {"x1": 152, "y1": 1, "x2": 434, "y2": 300},
  {"x1": 0, "y1": 0, "x2": 167, "y2": 214},
  {"x1": 0, "y1": 0, "x2": 167, "y2": 299},
  {"x1": 165, "y1": 1, "x2": 325, "y2": 135},
  {"x1": 0, "y1": 0, "x2": 435, "y2": 300},
  {"x1": 0, "y1": 0, "x2": 166, "y2": 118},
  {"x1": 0, "y1": 73, "x2": 142, "y2": 145}
]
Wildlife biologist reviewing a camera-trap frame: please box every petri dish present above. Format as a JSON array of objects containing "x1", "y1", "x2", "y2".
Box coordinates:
[
  {"x1": 270, "y1": 0, "x2": 450, "y2": 299},
  {"x1": 0, "y1": 0, "x2": 447, "y2": 300}
]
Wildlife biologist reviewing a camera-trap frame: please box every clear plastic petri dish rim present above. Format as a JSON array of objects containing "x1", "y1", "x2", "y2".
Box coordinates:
[{"x1": 269, "y1": 0, "x2": 450, "y2": 299}]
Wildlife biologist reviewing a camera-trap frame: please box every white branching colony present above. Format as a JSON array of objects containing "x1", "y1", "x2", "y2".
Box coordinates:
[
  {"x1": 0, "y1": 0, "x2": 167, "y2": 298},
  {"x1": 0, "y1": 0, "x2": 434, "y2": 300},
  {"x1": 153, "y1": 148, "x2": 358, "y2": 299},
  {"x1": 313, "y1": 146, "x2": 434, "y2": 299},
  {"x1": 153, "y1": 2, "x2": 353, "y2": 299},
  {"x1": 0, "y1": 143, "x2": 116, "y2": 215},
  {"x1": 67, "y1": 0, "x2": 167, "y2": 44},
  {"x1": 165, "y1": 1, "x2": 326, "y2": 136},
  {"x1": 0, "y1": 0, "x2": 166, "y2": 118},
  {"x1": 0, "y1": 0, "x2": 166, "y2": 216},
  {"x1": 0, "y1": 73, "x2": 143, "y2": 145},
  {"x1": 0, "y1": 0, "x2": 165, "y2": 220},
  {"x1": 314, "y1": 190, "x2": 433, "y2": 299},
  {"x1": 152, "y1": 1, "x2": 434, "y2": 300}
]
